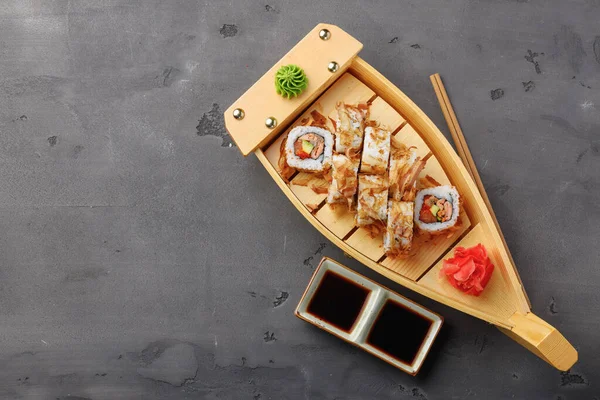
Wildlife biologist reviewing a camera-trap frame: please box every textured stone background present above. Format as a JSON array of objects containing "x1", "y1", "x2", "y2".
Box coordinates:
[{"x1": 0, "y1": 1, "x2": 599, "y2": 399}]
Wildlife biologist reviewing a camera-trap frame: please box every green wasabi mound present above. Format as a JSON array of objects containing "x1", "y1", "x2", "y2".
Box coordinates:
[{"x1": 275, "y1": 64, "x2": 308, "y2": 99}]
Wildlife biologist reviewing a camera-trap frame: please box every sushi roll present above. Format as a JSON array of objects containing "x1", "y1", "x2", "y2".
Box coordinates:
[
  {"x1": 284, "y1": 126, "x2": 334, "y2": 172},
  {"x1": 335, "y1": 102, "x2": 368, "y2": 153},
  {"x1": 327, "y1": 154, "x2": 360, "y2": 208},
  {"x1": 414, "y1": 186, "x2": 460, "y2": 233},
  {"x1": 384, "y1": 200, "x2": 414, "y2": 256},
  {"x1": 360, "y1": 126, "x2": 391, "y2": 175},
  {"x1": 356, "y1": 174, "x2": 389, "y2": 226},
  {"x1": 389, "y1": 144, "x2": 417, "y2": 200}
]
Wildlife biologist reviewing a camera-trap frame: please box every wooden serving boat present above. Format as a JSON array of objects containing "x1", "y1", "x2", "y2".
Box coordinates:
[{"x1": 224, "y1": 23, "x2": 577, "y2": 371}]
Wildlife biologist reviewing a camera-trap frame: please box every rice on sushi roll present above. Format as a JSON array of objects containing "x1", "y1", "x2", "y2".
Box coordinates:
[
  {"x1": 360, "y1": 126, "x2": 392, "y2": 175},
  {"x1": 284, "y1": 126, "x2": 334, "y2": 172},
  {"x1": 327, "y1": 153, "x2": 360, "y2": 208},
  {"x1": 356, "y1": 174, "x2": 389, "y2": 226},
  {"x1": 414, "y1": 186, "x2": 460, "y2": 233},
  {"x1": 384, "y1": 200, "x2": 414, "y2": 256}
]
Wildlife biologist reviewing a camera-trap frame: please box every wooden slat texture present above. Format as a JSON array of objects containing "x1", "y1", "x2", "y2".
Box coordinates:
[
  {"x1": 224, "y1": 24, "x2": 362, "y2": 155},
  {"x1": 264, "y1": 134, "x2": 287, "y2": 174},
  {"x1": 314, "y1": 203, "x2": 356, "y2": 238},
  {"x1": 290, "y1": 173, "x2": 328, "y2": 207},
  {"x1": 368, "y1": 97, "x2": 406, "y2": 130},
  {"x1": 381, "y1": 213, "x2": 471, "y2": 280},
  {"x1": 345, "y1": 227, "x2": 385, "y2": 261},
  {"x1": 417, "y1": 223, "x2": 518, "y2": 322},
  {"x1": 310, "y1": 72, "x2": 375, "y2": 122}
]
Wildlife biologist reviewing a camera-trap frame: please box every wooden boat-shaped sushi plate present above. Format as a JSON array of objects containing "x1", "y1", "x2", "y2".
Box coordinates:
[{"x1": 223, "y1": 23, "x2": 577, "y2": 371}]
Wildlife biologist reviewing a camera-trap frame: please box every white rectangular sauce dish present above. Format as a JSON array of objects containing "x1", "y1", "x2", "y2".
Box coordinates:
[{"x1": 295, "y1": 257, "x2": 443, "y2": 375}]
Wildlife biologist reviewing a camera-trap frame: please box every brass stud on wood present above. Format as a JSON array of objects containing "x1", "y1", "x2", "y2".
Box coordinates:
[
  {"x1": 265, "y1": 117, "x2": 277, "y2": 129},
  {"x1": 232, "y1": 108, "x2": 245, "y2": 120},
  {"x1": 327, "y1": 61, "x2": 339, "y2": 73},
  {"x1": 319, "y1": 29, "x2": 331, "y2": 41}
]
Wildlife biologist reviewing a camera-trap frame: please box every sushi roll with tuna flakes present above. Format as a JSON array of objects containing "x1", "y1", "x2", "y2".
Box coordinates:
[
  {"x1": 360, "y1": 126, "x2": 392, "y2": 175},
  {"x1": 327, "y1": 153, "x2": 360, "y2": 208},
  {"x1": 284, "y1": 126, "x2": 334, "y2": 173},
  {"x1": 384, "y1": 200, "x2": 415, "y2": 256},
  {"x1": 334, "y1": 102, "x2": 368, "y2": 153},
  {"x1": 356, "y1": 174, "x2": 389, "y2": 226},
  {"x1": 388, "y1": 144, "x2": 418, "y2": 200}
]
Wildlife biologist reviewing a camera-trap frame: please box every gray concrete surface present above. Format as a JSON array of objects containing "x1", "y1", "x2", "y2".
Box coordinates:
[{"x1": 0, "y1": 0, "x2": 598, "y2": 399}]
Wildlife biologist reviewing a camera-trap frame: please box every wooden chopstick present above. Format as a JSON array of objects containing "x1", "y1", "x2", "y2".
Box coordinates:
[
  {"x1": 429, "y1": 73, "x2": 531, "y2": 308},
  {"x1": 429, "y1": 74, "x2": 477, "y2": 182}
]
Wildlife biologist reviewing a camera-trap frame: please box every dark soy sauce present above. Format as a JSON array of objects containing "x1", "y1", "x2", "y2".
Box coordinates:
[
  {"x1": 366, "y1": 300, "x2": 433, "y2": 365},
  {"x1": 306, "y1": 271, "x2": 370, "y2": 332}
]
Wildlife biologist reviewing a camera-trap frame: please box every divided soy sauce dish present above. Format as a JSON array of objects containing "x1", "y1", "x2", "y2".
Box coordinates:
[{"x1": 295, "y1": 257, "x2": 443, "y2": 375}]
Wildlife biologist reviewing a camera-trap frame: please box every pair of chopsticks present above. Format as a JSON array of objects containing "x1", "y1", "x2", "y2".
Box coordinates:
[{"x1": 429, "y1": 74, "x2": 531, "y2": 307}]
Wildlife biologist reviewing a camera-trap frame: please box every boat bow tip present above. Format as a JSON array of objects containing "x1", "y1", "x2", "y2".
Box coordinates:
[{"x1": 498, "y1": 312, "x2": 577, "y2": 371}]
